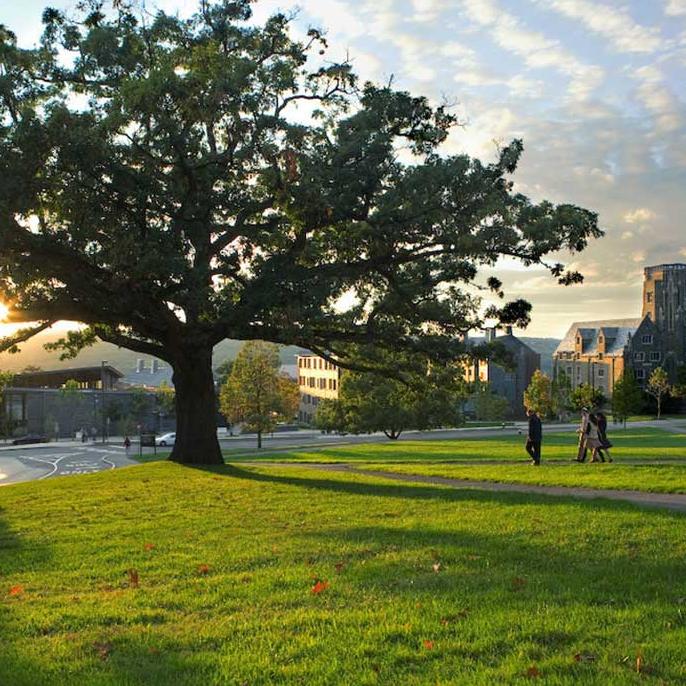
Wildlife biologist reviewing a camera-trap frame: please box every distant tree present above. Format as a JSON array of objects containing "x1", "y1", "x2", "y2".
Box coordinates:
[
  {"x1": 331, "y1": 353, "x2": 466, "y2": 439},
  {"x1": 129, "y1": 387, "x2": 153, "y2": 429},
  {"x1": 646, "y1": 367, "x2": 670, "y2": 420},
  {"x1": 0, "y1": 370, "x2": 15, "y2": 438},
  {"x1": 523, "y1": 370, "x2": 553, "y2": 418},
  {"x1": 220, "y1": 342, "x2": 299, "y2": 448},
  {"x1": 611, "y1": 371, "x2": 643, "y2": 428},
  {"x1": 672, "y1": 365, "x2": 686, "y2": 399},
  {"x1": 59, "y1": 379, "x2": 82, "y2": 437},
  {"x1": 21, "y1": 365, "x2": 42, "y2": 373},
  {"x1": 471, "y1": 382, "x2": 510, "y2": 422},
  {"x1": 569, "y1": 384, "x2": 605, "y2": 412},
  {"x1": 156, "y1": 381, "x2": 176, "y2": 418},
  {"x1": 552, "y1": 370, "x2": 572, "y2": 420},
  {"x1": 0, "y1": 1, "x2": 602, "y2": 464},
  {"x1": 213, "y1": 360, "x2": 234, "y2": 389},
  {"x1": 314, "y1": 399, "x2": 347, "y2": 434}
]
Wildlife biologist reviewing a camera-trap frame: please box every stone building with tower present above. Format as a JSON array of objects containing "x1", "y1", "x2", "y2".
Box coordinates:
[{"x1": 553, "y1": 263, "x2": 685, "y2": 396}]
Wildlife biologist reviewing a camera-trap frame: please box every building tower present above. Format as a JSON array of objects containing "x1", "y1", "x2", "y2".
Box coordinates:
[{"x1": 642, "y1": 263, "x2": 686, "y2": 374}]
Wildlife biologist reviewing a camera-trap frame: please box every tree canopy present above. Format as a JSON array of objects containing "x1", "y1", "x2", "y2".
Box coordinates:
[{"x1": 0, "y1": 0, "x2": 602, "y2": 463}]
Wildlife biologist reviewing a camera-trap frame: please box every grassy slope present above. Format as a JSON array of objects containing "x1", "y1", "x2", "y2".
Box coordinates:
[{"x1": 2, "y1": 462, "x2": 686, "y2": 685}]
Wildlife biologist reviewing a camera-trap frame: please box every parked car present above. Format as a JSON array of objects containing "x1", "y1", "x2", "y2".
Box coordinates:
[
  {"x1": 155, "y1": 432, "x2": 176, "y2": 447},
  {"x1": 12, "y1": 434, "x2": 49, "y2": 445}
]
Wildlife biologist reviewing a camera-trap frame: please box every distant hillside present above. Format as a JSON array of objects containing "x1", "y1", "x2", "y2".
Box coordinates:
[
  {"x1": 0, "y1": 330, "x2": 306, "y2": 376},
  {"x1": 1, "y1": 330, "x2": 559, "y2": 377}
]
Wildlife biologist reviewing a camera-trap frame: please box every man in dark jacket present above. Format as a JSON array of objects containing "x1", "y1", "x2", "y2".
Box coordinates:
[{"x1": 525, "y1": 409, "x2": 542, "y2": 465}]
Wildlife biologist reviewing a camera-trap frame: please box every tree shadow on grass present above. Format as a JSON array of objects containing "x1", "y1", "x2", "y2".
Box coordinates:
[
  {"x1": 0, "y1": 505, "x2": 53, "y2": 686},
  {"x1": 200, "y1": 463, "x2": 686, "y2": 517}
]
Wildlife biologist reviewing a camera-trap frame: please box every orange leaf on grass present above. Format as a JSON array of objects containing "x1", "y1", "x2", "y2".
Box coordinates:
[
  {"x1": 197, "y1": 564, "x2": 210, "y2": 576},
  {"x1": 143, "y1": 543, "x2": 155, "y2": 551},
  {"x1": 334, "y1": 562, "x2": 345, "y2": 574},
  {"x1": 8, "y1": 585, "x2": 23, "y2": 597},
  {"x1": 311, "y1": 580, "x2": 329, "y2": 595},
  {"x1": 511, "y1": 577, "x2": 527, "y2": 592},
  {"x1": 423, "y1": 640, "x2": 434, "y2": 650},
  {"x1": 573, "y1": 652, "x2": 596, "y2": 663}
]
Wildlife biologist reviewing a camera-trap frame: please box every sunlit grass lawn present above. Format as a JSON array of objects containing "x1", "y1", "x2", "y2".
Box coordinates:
[
  {"x1": 225, "y1": 428, "x2": 686, "y2": 464},
  {"x1": 359, "y1": 463, "x2": 686, "y2": 494},
  {"x1": 2, "y1": 462, "x2": 686, "y2": 684}
]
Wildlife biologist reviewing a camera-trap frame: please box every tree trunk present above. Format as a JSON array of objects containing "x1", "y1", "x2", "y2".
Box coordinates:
[{"x1": 169, "y1": 346, "x2": 223, "y2": 465}]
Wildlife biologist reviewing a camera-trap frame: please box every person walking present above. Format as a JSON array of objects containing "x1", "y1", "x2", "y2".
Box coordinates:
[
  {"x1": 586, "y1": 412, "x2": 604, "y2": 463},
  {"x1": 575, "y1": 408, "x2": 590, "y2": 462},
  {"x1": 123, "y1": 435, "x2": 131, "y2": 455},
  {"x1": 525, "y1": 408, "x2": 542, "y2": 465},
  {"x1": 596, "y1": 410, "x2": 613, "y2": 463}
]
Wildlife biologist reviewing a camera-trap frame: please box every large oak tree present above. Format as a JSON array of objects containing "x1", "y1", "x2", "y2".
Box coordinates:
[{"x1": 0, "y1": 0, "x2": 601, "y2": 464}]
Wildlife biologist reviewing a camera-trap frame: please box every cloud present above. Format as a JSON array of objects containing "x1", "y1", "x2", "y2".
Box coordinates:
[
  {"x1": 624, "y1": 208, "x2": 656, "y2": 224},
  {"x1": 633, "y1": 65, "x2": 684, "y2": 134},
  {"x1": 538, "y1": 0, "x2": 664, "y2": 54},
  {"x1": 666, "y1": 0, "x2": 686, "y2": 16},
  {"x1": 460, "y1": 0, "x2": 604, "y2": 101}
]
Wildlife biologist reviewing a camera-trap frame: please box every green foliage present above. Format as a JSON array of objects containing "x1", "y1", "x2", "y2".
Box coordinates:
[
  {"x1": 523, "y1": 370, "x2": 553, "y2": 417},
  {"x1": 471, "y1": 382, "x2": 510, "y2": 421},
  {"x1": 612, "y1": 371, "x2": 643, "y2": 426},
  {"x1": 219, "y1": 341, "x2": 298, "y2": 446},
  {"x1": 155, "y1": 381, "x2": 176, "y2": 417},
  {"x1": 213, "y1": 360, "x2": 234, "y2": 389},
  {"x1": 129, "y1": 387, "x2": 152, "y2": 425},
  {"x1": 0, "y1": 0, "x2": 602, "y2": 463},
  {"x1": 334, "y1": 355, "x2": 466, "y2": 439},
  {"x1": 314, "y1": 399, "x2": 347, "y2": 433},
  {"x1": 646, "y1": 367, "x2": 670, "y2": 419},
  {"x1": 551, "y1": 370, "x2": 572, "y2": 419},
  {"x1": 569, "y1": 383, "x2": 605, "y2": 412}
]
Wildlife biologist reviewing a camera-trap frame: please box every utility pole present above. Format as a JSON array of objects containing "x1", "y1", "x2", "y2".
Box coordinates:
[{"x1": 101, "y1": 360, "x2": 108, "y2": 443}]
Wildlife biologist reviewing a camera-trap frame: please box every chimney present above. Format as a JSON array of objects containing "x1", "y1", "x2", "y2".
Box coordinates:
[
  {"x1": 136, "y1": 359, "x2": 145, "y2": 373},
  {"x1": 151, "y1": 359, "x2": 159, "y2": 374},
  {"x1": 485, "y1": 327, "x2": 497, "y2": 343},
  {"x1": 504, "y1": 325, "x2": 513, "y2": 336}
]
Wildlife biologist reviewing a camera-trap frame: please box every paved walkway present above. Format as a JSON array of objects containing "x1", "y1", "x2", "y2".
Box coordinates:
[{"x1": 242, "y1": 462, "x2": 686, "y2": 513}]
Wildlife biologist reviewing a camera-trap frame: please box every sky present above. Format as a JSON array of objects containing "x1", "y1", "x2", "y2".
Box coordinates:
[{"x1": 2, "y1": 0, "x2": 686, "y2": 340}]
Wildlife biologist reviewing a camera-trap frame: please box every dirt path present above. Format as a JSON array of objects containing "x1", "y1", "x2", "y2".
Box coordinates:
[{"x1": 241, "y1": 461, "x2": 686, "y2": 513}]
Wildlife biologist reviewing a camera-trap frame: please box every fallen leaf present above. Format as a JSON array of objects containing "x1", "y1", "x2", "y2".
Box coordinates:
[
  {"x1": 311, "y1": 579, "x2": 329, "y2": 595},
  {"x1": 143, "y1": 543, "x2": 155, "y2": 551},
  {"x1": 432, "y1": 562, "x2": 442, "y2": 573},
  {"x1": 197, "y1": 564, "x2": 210, "y2": 576},
  {"x1": 423, "y1": 640, "x2": 434, "y2": 650},
  {"x1": 148, "y1": 647, "x2": 160, "y2": 656},
  {"x1": 636, "y1": 654, "x2": 643, "y2": 674},
  {"x1": 525, "y1": 665, "x2": 541, "y2": 678},
  {"x1": 127, "y1": 569, "x2": 139, "y2": 588},
  {"x1": 93, "y1": 641, "x2": 112, "y2": 661},
  {"x1": 8, "y1": 585, "x2": 23, "y2": 597},
  {"x1": 334, "y1": 562, "x2": 345, "y2": 574}
]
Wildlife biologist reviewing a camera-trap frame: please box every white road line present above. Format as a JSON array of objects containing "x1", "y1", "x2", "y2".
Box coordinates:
[{"x1": 101, "y1": 456, "x2": 116, "y2": 470}]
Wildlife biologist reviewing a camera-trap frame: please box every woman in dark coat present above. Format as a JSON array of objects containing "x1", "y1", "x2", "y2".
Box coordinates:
[{"x1": 596, "y1": 411, "x2": 613, "y2": 463}]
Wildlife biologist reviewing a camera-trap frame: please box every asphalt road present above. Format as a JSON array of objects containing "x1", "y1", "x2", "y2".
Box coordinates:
[{"x1": 0, "y1": 444, "x2": 137, "y2": 486}]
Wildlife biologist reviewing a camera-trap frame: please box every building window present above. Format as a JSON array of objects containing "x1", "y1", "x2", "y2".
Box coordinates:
[
  {"x1": 634, "y1": 352, "x2": 645, "y2": 362},
  {"x1": 635, "y1": 369, "x2": 645, "y2": 380},
  {"x1": 597, "y1": 368, "x2": 605, "y2": 377},
  {"x1": 650, "y1": 352, "x2": 661, "y2": 362},
  {"x1": 642, "y1": 335, "x2": 653, "y2": 345},
  {"x1": 646, "y1": 292, "x2": 653, "y2": 303},
  {"x1": 598, "y1": 353, "x2": 603, "y2": 360}
]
